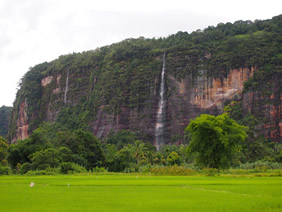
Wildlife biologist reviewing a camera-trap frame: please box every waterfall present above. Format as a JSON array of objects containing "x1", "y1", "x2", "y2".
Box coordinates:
[
  {"x1": 64, "y1": 69, "x2": 69, "y2": 104},
  {"x1": 155, "y1": 53, "x2": 166, "y2": 151}
]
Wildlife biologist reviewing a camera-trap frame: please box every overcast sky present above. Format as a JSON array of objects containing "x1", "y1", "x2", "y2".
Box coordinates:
[{"x1": 0, "y1": 0, "x2": 281, "y2": 106}]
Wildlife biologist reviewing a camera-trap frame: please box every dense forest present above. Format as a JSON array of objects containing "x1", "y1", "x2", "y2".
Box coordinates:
[{"x1": 0, "y1": 15, "x2": 281, "y2": 175}]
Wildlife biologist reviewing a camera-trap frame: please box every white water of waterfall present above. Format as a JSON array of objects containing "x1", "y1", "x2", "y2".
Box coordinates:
[
  {"x1": 64, "y1": 69, "x2": 69, "y2": 104},
  {"x1": 155, "y1": 53, "x2": 166, "y2": 151}
]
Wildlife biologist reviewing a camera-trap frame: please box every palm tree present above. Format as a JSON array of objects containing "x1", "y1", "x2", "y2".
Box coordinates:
[{"x1": 131, "y1": 140, "x2": 147, "y2": 165}]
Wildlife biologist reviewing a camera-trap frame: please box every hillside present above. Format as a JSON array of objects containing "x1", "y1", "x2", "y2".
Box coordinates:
[{"x1": 8, "y1": 15, "x2": 282, "y2": 146}]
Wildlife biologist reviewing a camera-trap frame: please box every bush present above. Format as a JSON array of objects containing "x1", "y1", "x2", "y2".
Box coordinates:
[
  {"x1": 60, "y1": 162, "x2": 73, "y2": 174},
  {"x1": 201, "y1": 168, "x2": 220, "y2": 176},
  {"x1": 20, "y1": 162, "x2": 32, "y2": 174},
  {"x1": 25, "y1": 170, "x2": 57, "y2": 176},
  {"x1": 137, "y1": 164, "x2": 152, "y2": 173},
  {"x1": 60, "y1": 162, "x2": 86, "y2": 174},
  {"x1": 167, "y1": 152, "x2": 180, "y2": 166},
  {"x1": 239, "y1": 161, "x2": 282, "y2": 170},
  {"x1": 150, "y1": 165, "x2": 196, "y2": 176},
  {"x1": 274, "y1": 151, "x2": 282, "y2": 163},
  {"x1": 92, "y1": 166, "x2": 107, "y2": 173},
  {"x1": 0, "y1": 166, "x2": 9, "y2": 175}
]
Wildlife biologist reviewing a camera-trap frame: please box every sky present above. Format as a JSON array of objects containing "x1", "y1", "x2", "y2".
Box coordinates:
[{"x1": 0, "y1": 0, "x2": 281, "y2": 106}]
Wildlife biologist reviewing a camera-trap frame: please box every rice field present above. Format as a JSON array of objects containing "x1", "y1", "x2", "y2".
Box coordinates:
[{"x1": 0, "y1": 174, "x2": 281, "y2": 211}]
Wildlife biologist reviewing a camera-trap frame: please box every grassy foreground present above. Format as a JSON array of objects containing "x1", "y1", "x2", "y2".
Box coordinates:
[{"x1": 0, "y1": 174, "x2": 281, "y2": 211}]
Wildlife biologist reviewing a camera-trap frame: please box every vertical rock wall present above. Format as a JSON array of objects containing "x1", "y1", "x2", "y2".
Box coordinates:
[
  {"x1": 12, "y1": 63, "x2": 281, "y2": 144},
  {"x1": 14, "y1": 99, "x2": 29, "y2": 142}
]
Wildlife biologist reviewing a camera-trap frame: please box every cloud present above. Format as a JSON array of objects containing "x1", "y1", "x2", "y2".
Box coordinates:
[{"x1": 0, "y1": 0, "x2": 281, "y2": 106}]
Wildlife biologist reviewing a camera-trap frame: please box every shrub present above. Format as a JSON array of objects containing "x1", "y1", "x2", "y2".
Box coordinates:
[
  {"x1": 150, "y1": 165, "x2": 196, "y2": 176},
  {"x1": 25, "y1": 170, "x2": 56, "y2": 176},
  {"x1": 71, "y1": 163, "x2": 87, "y2": 173},
  {"x1": 137, "y1": 164, "x2": 152, "y2": 173},
  {"x1": 92, "y1": 166, "x2": 107, "y2": 173},
  {"x1": 202, "y1": 168, "x2": 220, "y2": 176},
  {"x1": 60, "y1": 162, "x2": 86, "y2": 174},
  {"x1": 0, "y1": 137, "x2": 8, "y2": 166},
  {"x1": 167, "y1": 152, "x2": 180, "y2": 166},
  {"x1": 239, "y1": 161, "x2": 282, "y2": 170},
  {"x1": 20, "y1": 162, "x2": 32, "y2": 174},
  {"x1": 0, "y1": 166, "x2": 9, "y2": 175},
  {"x1": 60, "y1": 162, "x2": 73, "y2": 174}
]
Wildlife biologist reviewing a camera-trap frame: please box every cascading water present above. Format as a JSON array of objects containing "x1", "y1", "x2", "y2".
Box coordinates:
[
  {"x1": 64, "y1": 69, "x2": 69, "y2": 104},
  {"x1": 155, "y1": 53, "x2": 166, "y2": 151}
]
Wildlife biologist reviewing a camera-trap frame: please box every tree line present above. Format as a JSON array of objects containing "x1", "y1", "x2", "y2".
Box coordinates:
[{"x1": 1, "y1": 112, "x2": 281, "y2": 175}]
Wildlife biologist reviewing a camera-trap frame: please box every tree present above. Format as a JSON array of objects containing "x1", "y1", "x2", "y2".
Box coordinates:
[
  {"x1": 131, "y1": 140, "x2": 147, "y2": 165},
  {"x1": 104, "y1": 144, "x2": 118, "y2": 166},
  {"x1": 30, "y1": 148, "x2": 60, "y2": 170},
  {"x1": 0, "y1": 137, "x2": 8, "y2": 166},
  {"x1": 105, "y1": 130, "x2": 137, "y2": 150},
  {"x1": 59, "y1": 129, "x2": 105, "y2": 169},
  {"x1": 110, "y1": 145, "x2": 135, "y2": 172},
  {"x1": 58, "y1": 146, "x2": 74, "y2": 163},
  {"x1": 7, "y1": 130, "x2": 50, "y2": 169},
  {"x1": 185, "y1": 113, "x2": 247, "y2": 169}
]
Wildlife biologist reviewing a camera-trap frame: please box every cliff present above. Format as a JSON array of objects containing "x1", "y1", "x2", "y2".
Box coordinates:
[
  {"x1": 0, "y1": 106, "x2": 12, "y2": 138},
  {"x1": 8, "y1": 15, "x2": 282, "y2": 145}
]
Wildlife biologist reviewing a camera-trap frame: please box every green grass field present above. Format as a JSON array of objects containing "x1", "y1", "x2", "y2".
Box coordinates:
[{"x1": 0, "y1": 174, "x2": 281, "y2": 211}]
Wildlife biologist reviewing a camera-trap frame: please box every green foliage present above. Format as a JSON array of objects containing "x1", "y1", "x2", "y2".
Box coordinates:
[
  {"x1": 131, "y1": 140, "x2": 147, "y2": 165},
  {"x1": 0, "y1": 137, "x2": 8, "y2": 166},
  {"x1": 20, "y1": 162, "x2": 32, "y2": 174},
  {"x1": 150, "y1": 165, "x2": 195, "y2": 176},
  {"x1": 226, "y1": 101, "x2": 282, "y2": 163},
  {"x1": 239, "y1": 161, "x2": 282, "y2": 170},
  {"x1": 105, "y1": 130, "x2": 138, "y2": 150},
  {"x1": 201, "y1": 168, "x2": 220, "y2": 176},
  {"x1": 7, "y1": 123, "x2": 105, "y2": 172},
  {"x1": 60, "y1": 162, "x2": 86, "y2": 174},
  {"x1": 109, "y1": 145, "x2": 135, "y2": 172},
  {"x1": 58, "y1": 146, "x2": 74, "y2": 163},
  {"x1": 0, "y1": 166, "x2": 9, "y2": 175},
  {"x1": 185, "y1": 113, "x2": 247, "y2": 169},
  {"x1": 56, "y1": 105, "x2": 90, "y2": 131},
  {"x1": 31, "y1": 148, "x2": 60, "y2": 170},
  {"x1": 92, "y1": 166, "x2": 107, "y2": 173},
  {"x1": 60, "y1": 162, "x2": 73, "y2": 174},
  {"x1": 59, "y1": 129, "x2": 105, "y2": 169},
  {"x1": 7, "y1": 129, "x2": 51, "y2": 169},
  {"x1": 104, "y1": 144, "x2": 118, "y2": 166},
  {"x1": 167, "y1": 152, "x2": 180, "y2": 166},
  {"x1": 105, "y1": 138, "x2": 156, "y2": 172},
  {"x1": 159, "y1": 144, "x2": 181, "y2": 159},
  {"x1": 25, "y1": 169, "x2": 58, "y2": 176}
]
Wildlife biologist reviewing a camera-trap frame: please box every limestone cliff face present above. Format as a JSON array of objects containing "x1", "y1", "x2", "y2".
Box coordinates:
[
  {"x1": 165, "y1": 67, "x2": 255, "y2": 142},
  {"x1": 14, "y1": 99, "x2": 29, "y2": 141},
  {"x1": 242, "y1": 78, "x2": 282, "y2": 142},
  {"x1": 12, "y1": 60, "x2": 281, "y2": 144},
  {"x1": 92, "y1": 106, "x2": 157, "y2": 141}
]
